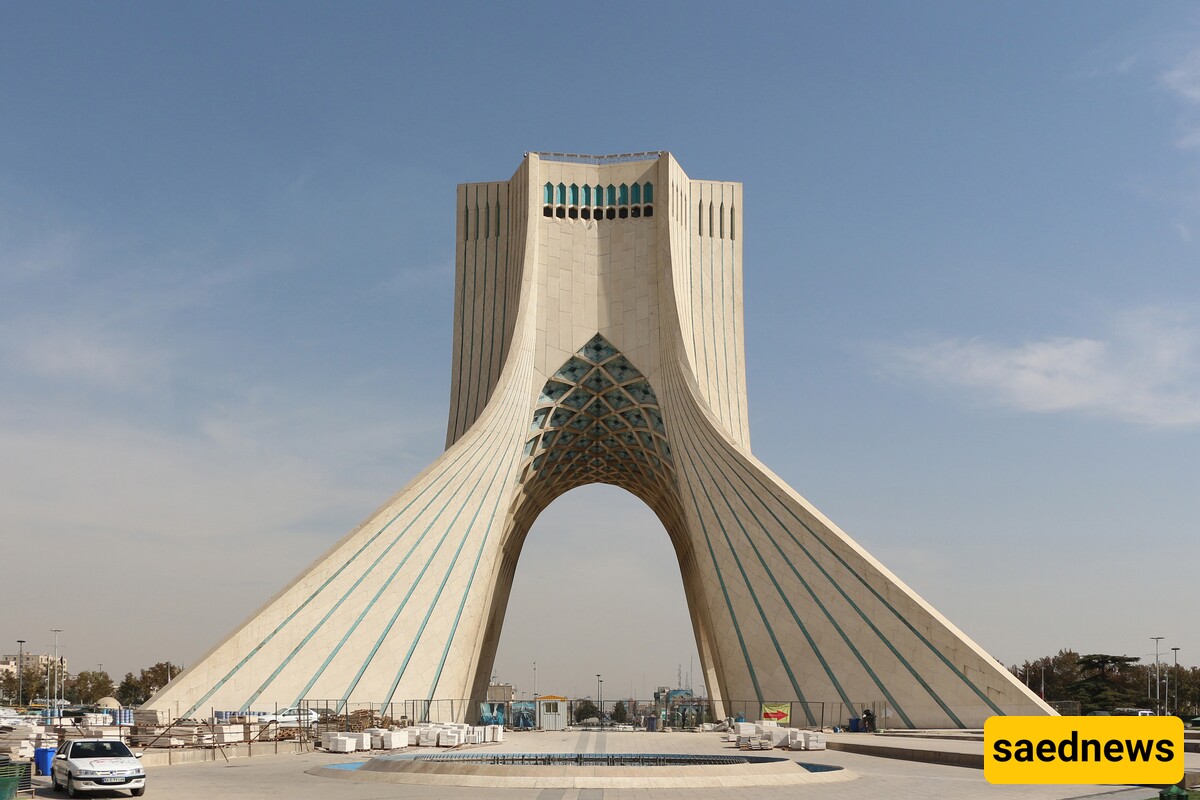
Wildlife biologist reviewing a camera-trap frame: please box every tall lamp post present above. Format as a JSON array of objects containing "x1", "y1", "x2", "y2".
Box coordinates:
[
  {"x1": 595, "y1": 674, "x2": 601, "y2": 729},
  {"x1": 1171, "y1": 647, "x2": 1180, "y2": 714},
  {"x1": 599, "y1": 678, "x2": 604, "y2": 729},
  {"x1": 1151, "y1": 637, "x2": 1164, "y2": 715},
  {"x1": 16, "y1": 640, "x2": 25, "y2": 707},
  {"x1": 51, "y1": 629, "x2": 63, "y2": 717}
]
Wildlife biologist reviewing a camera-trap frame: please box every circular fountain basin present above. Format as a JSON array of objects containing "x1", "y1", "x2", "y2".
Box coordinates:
[{"x1": 310, "y1": 751, "x2": 855, "y2": 788}]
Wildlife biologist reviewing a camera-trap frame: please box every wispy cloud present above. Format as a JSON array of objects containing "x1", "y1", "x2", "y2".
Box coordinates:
[
  {"x1": 1161, "y1": 40, "x2": 1200, "y2": 150},
  {"x1": 2, "y1": 324, "x2": 167, "y2": 388},
  {"x1": 882, "y1": 307, "x2": 1200, "y2": 427}
]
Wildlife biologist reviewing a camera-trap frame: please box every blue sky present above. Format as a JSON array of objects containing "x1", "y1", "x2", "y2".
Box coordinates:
[{"x1": 2, "y1": 2, "x2": 1197, "y2": 701}]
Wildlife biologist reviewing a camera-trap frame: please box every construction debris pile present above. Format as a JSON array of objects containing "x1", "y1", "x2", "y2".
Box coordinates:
[
  {"x1": 721, "y1": 720, "x2": 827, "y2": 751},
  {"x1": 319, "y1": 722, "x2": 504, "y2": 753},
  {"x1": 0, "y1": 713, "x2": 132, "y2": 760}
]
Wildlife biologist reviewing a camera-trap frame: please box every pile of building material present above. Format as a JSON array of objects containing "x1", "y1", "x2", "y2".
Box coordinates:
[
  {"x1": 61, "y1": 725, "x2": 123, "y2": 742},
  {"x1": 132, "y1": 709, "x2": 171, "y2": 727},
  {"x1": 129, "y1": 722, "x2": 248, "y2": 747},
  {"x1": 320, "y1": 728, "x2": 410, "y2": 753},
  {"x1": 402, "y1": 722, "x2": 503, "y2": 748},
  {"x1": 0, "y1": 724, "x2": 42, "y2": 759},
  {"x1": 787, "y1": 730, "x2": 826, "y2": 751},
  {"x1": 722, "y1": 720, "x2": 817, "y2": 751},
  {"x1": 738, "y1": 735, "x2": 774, "y2": 751}
]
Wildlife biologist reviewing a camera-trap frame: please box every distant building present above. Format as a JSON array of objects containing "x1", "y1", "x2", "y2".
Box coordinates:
[{"x1": 0, "y1": 653, "x2": 66, "y2": 677}]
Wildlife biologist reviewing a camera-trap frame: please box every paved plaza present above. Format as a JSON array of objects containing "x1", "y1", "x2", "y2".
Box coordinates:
[{"x1": 25, "y1": 730, "x2": 1176, "y2": 800}]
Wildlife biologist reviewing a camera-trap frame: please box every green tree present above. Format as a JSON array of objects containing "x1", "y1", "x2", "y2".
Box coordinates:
[
  {"x1": 573, "y1": 699, "x2": 599, "y2": 723},
  {"x1": 1069, "y1": 654, "x2": 1143, "y2": 714},
  {"x1": 138, "y1": 662, "x2": 181, "y2": 696},
  {"x1": 116, "y1": 672, "x2": 145, "y2": 707},
  {"x1": 611, "y1": 700, "x2": 628, "y2": 723},
  {"x1": 68, "y1": 670, "x2": 115, "y2": 705}
]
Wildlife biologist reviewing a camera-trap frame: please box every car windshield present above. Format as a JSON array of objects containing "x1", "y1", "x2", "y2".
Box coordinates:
[{"x1": 72, "y1": 741, "x2": 134, "y2": 759}]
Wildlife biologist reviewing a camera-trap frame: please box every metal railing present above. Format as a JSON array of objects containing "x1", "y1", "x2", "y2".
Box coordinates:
[{"x1": 298, "y1": 697, "x2": 892, "y2": 731}]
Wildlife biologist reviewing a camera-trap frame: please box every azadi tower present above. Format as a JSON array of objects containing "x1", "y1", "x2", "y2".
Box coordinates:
[{"x1": 148, "y1": 152, "x2": 1052, "y2": 727}]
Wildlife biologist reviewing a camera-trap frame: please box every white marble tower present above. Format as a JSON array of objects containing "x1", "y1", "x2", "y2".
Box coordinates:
[{"x1": 146, "y1": 152, "x2": 1053, "y2": 727}]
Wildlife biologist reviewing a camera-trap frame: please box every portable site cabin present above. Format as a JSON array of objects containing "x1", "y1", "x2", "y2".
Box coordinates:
[{"x1": 537, "y1": 695, "x2": 568, "y2": 731}]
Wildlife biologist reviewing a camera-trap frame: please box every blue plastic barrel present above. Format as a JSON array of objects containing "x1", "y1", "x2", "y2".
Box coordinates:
[
  {"x1": 848, "y1": 717, "x2": 861, "y2": 733},
  {"x1": 34, "y1": 748, "x2": 55, "y2": 777}
]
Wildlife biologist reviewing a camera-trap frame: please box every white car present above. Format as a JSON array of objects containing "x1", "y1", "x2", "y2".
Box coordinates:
[
  {"x1": 261, "y1": 706, "x2": 319, "y2": 727},
  {"x1": 51, "y1": 738, "x2": 146, "y2": 797}
]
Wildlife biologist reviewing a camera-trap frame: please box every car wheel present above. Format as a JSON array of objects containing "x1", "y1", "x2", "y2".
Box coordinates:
[
  {"x1": 66, "y1": 775, "x2": 78, "y2": 798},
  {"x1": 51, "y1": 770, "x2": 61, "y2": 792},
  {"x1": 130, "y1": 788, "x2": 145, "y2": 797}
]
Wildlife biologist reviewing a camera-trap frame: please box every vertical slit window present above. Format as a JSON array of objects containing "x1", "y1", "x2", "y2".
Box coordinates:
[
  {"x1": 731, "y1": 206, "x2": 736, "y2": 240},
  {"x1": 474, "y1": 205, "x2": 479, "y2": 240},
  {"x1": 643, "y1": 182, "x2": 653, "y2": 203},
  {"x1": 543, "y1": 183, "x2": 553, "y2": 204},
  {"x1": 569, "y1": 183, "x2": 579, "y2": 205},
  {"x1": 631, "y1": 183, "x2": 641, "y2": 204},
  {"x1": 556, "y1": 183, "x2": 566, "y2": 205},
  {"x1": 698, "y1": 199, "x2": 704, "y2": 235},
  {"x1": 582, "y1": 185, "x2": 591, "y2": 206},
  {"x1": 594, "y1": 185, "x2": 603, "y2": 206},
  {"x1": 606, "y1": 185, "x2": 616, "y2": 206},
  {"x1": 484, "y1": 201, "x2": 490, "y2": 239},
  {"x1": 719, "y1": 202, "x2": 724, "y2": 239},
  {"x1": 618, "y1": 184, "x2": 629, "y2": 205},
  {"x1": 709, "y1": 202, "x2": 714, "y2": 237}
]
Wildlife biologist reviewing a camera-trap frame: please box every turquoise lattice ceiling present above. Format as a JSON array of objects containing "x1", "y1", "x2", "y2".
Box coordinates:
[{"x1": 521, "y1": 334, "x2": 674, "y2": 492}]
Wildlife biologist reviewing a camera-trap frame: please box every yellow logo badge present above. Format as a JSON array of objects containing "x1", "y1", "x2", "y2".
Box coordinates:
[{"x1": 985, "y1": 716, "x2": 1183, "y2": 785}]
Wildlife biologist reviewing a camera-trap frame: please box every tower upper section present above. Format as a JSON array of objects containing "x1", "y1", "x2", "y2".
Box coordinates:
[{"x1": 445, "y1": 152, "x2": 749, "y2": 450}]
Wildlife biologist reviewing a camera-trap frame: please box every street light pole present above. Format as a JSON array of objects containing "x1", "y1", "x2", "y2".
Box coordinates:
[
  {"x1": 596, "y1": 674, "x2": 601, "y2": 729},
  {"x1": 16, "y1": 640, "x2": 24, "y2": 707},
  {"x1": 51, "y1": 629, "x2": 62, "y2": 717},
  {"x1": 1151, "y1": 637, "x2": 1164, "y2": 715},
  {"x1": 1171, "y1": 647, "x2": 1180, "y2": 714}
]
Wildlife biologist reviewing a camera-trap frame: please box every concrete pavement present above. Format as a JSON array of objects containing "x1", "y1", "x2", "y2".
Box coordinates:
[{"x1": 25, "y1": 730, "x2": 1167, "y2": 800}]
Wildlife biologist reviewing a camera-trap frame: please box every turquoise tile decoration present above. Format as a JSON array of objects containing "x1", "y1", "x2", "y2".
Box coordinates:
[
  {"x1": 581, "y1": 333, "x2": 618, "y2": 362},
  {"x1": 562, "y1": 390, "x2": 591, "y2": 410},
  {"x1": 555, "y1": 357, "x2": 591, "y2": 383},
  {"x1": 602, "y1": 388, "x2": 633, "y2": 410},
  {"x1": 583, "y1": 371, "x2": 613, "y2": 393},
  {"x1": 624, "y1": 380, "x2": 656, "y2": 404},
  {"x1": 524, "y1": 333, "x2": 675, "y2": 494},
  {"x1": 584, "y1": 397, "x2": 610, "y2": 417},
  {"x1": 621, "y1": 409, "x2": 647, "y2": 429},
  {"x1": 539, "y1": 381, "x2": 572, "y2": 404},
  {"x1": 604, "y1": 356, "x2": 641, "y2": 382}
]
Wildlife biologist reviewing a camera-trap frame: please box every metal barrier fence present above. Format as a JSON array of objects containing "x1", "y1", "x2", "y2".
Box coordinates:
[{"x1": 299, "y1": 698, "x2": 892, "y2": 731}]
